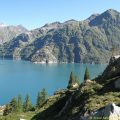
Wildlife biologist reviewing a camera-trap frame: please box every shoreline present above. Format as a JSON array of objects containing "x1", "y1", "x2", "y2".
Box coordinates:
[{"x1": 0, "y1": 57, "x2": 109, "y2": 65}]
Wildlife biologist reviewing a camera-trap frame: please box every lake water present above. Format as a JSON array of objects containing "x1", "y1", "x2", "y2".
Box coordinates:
[{"x1": 0, "y1": 59, "x2": 107, "y2": 105}]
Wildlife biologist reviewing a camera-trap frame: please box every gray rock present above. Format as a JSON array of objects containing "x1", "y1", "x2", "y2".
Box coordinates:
[{"x1": 90, "y1": 103, "x2": 120, "y2": 120}]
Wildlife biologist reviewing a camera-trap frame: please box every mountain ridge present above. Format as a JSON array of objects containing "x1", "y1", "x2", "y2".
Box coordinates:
[
  {"x1": 0, "y1": 9, "x2": 120, "y2": 63},
  {"x1": 0, "y1": 24, "x2": 28, "y2": 44}
]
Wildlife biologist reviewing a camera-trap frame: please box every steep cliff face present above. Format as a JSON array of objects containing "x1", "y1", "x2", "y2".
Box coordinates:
[
  {"x1": 99, "y1": 56, "x2": 120, "y2": 83},
  {"x1": 1, "y1": 9, "x2": 120, "y2": 63}
]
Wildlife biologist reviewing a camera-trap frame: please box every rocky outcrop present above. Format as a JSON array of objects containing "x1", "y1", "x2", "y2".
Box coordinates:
[
  {"x1": 0, "y1": 105, "x2": 6, "y2": 115},
  {"x1": 109, "y1": 55, "x2": 120, "y2": 64},
  {"x1": 100, "y1": 56, "x2": 120, "y2": 82},
  {"x1": 0, "y1": 24, "x2": 27, "y2": 44},
  {"x1": 90, "y1": 103, "x2": 120, "y2": 120},
  {"x1": 32, "y1": 46, "x2": 58, "y2": 64},
  {"x1": 114, "y1": 78, "x2": 120, "y2": 90}
]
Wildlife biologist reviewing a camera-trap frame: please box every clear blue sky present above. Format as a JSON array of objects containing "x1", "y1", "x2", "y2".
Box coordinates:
[{"x1": 0, "y1": 0, "x2": 120, "y2": 30}]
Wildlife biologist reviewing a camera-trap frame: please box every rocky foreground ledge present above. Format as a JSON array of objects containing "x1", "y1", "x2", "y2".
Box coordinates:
[{"x1": 31, "y1": 56, "x2": 120, "y2": 120}]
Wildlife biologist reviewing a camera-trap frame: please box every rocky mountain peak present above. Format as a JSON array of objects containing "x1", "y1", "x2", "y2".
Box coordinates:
[
  {"x1": 101, "y1": 9, "x2": 120, "y2": 19},
  {"x1": 41, "y1": 22, "x2": 61, "y2": 30},
  {"x1": 87, "y1": 13, "x2": 100, "y2": 22},
  {"x1": 0, "y1": 24, "x2": 28, "y2": 44},
  {"x1": 16, "y1": 25, "x2": 28, "y2": 32},
  {"x1": 89, "y1": 9, "x2": 120, "y2": 26},
  {"x1": 32, "y1": 22, "x2": 62, "y2": 35},
  {"x1": 105, "y1": 9, "x2": 119, "y2": 15},
  {"x1": 64, "y1": 19, "x2": 78, "y2": 24},
  {"x1": 0, "y1": 23, "x2": 8, "y2": 27}
]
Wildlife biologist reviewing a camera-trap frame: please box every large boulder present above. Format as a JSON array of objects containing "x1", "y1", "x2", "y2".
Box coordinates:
[
  {"x1": 99, "y1": 56, "x2": 120, "y2": 82},
  {"x1": 90, "y1": 103, "x2": 120, "y2": 120}
]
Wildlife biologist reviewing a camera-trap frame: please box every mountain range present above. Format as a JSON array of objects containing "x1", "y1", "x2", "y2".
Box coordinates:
[
  {"x1": 0, "y1": 9, "x2": 120, "y2": 63},
  {"x1": 0, "y1": 24, "x2": 27, "y2": 44}
]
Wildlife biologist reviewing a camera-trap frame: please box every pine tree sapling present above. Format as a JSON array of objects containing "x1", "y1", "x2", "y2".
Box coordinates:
[
  {"x1": 23, "y1": 94, "x2": 32, "y2": 112},
  {"x1": 36, "y1": 91, "x2": 42, "y2": 109},
  {"x1": 3, "y1": 104, "x2": 11, "y2": 116},
  {"x1": 84, "y1": 66, "x2": 90, "y2": 81},
  {"x1": 36, "y1": 88, "x2": 48, "y2": 109},
  {"x1": 67, "y1": 71, "x2": 76, "y2": 89},
  {"x1": 17, "y1": 95, "x2": 23, "y2": 112},
  {"x1": 41, "y1": 88, "x2": 48, "y2": 101},
  {"x1": 10, "y1": 97, "x2": 18, "y2": 112}
]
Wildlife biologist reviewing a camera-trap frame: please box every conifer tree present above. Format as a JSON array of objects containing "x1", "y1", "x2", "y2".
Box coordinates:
[
  {"x1": 17, "y1": 95, "x2": 23, "y2": 112},
  {"x1": 41, "y1": 88, "x2": 47, "y2": 102},
  {"x1": 3, "y1": 104, "x2": 11, "y2": 116},
  {"x1": 4, "y1": 97, "x2": 18, "y2": 115},
  {"x1": 23, "y1": 94, "x2": 32, "y2": 112},
  {"x1": 67, "y1": 71, "x2": 75, "y2": 89},
  {"x1": 36, "y1": 88, "x2": 48, "y2": 109},
  {"x1": 84, "y1": 66, "x2": 90, "y2": 81},
  {"x1": 36, "y1": 91, "x2": 41, "y2": 108},
  {"x1": 10, "y1": 97, "x2": 18, "y2": 112}
]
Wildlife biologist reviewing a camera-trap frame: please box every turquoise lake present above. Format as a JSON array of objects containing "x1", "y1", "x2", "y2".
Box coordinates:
[{"x1": 0, "y1": 59, "x2": 107, "y2": 105}]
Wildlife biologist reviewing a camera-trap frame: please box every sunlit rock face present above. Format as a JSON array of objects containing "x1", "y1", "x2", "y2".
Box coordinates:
[
  {"x1": 109, "y1": 55, "x2": 120, "y2": 64},
  {"x1": 32, "y1": 46, "x2": 58, "y2": 64},
  {"x1": 100, "y1": 57, "x2": 120, "y2": 82},
  {"x1": 0, "y1": 24, "x2": 28, "y2": 44},
  {"x1": 0, "y1": 105, "x2": 6, "y2": 115},
  {"x1": 89, "y1": 103, "x2": 120, "y2": 120}
]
